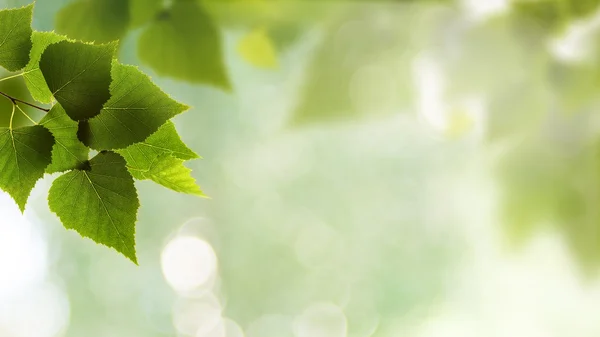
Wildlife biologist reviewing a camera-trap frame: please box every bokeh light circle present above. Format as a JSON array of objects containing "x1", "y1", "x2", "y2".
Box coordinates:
[{"x1": 161, "y1": 236, "x2": 218, "y2": 293}]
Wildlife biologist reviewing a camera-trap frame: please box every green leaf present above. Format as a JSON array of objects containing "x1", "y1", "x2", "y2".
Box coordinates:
[
  {"x1": 0, "y1": 125, "x2": 54, "y2": 211},
  {"x1": 23, "y1": 31, "x2": 67, "y2": 104},
  {"x1": 116, "y1": 121, "x2": 198, "y2": 170},
  {"x1": 78, "y1": 62, "x2": 189, "y2": 150},
  {"x1": 48, "y1": 151, "x2": 139, "y2": 263},
  {"x1": 0, "y1": 4, "x2": 33, "y2": 71},
  {"x1": 129, "y1": 153, "x2": 203, "y2": 196},
  {"x1": 138, "y1": 0, "x2": 230, "y2": 88},
  {"x1": 40, "y1": 104, "x2": 89, "y2": 173},
  {"x1": 40, "y1": 40, "x2": 116, "y2": 121},
  {"x1": 55, "y1": 0, "x2": 130, "y2": 43},
  {"x1": 115, "y1": 121, "x2": 202, "y2": 195},
  {"x1": 130, "y1": 0, "x2": 163, "y2": 27}
]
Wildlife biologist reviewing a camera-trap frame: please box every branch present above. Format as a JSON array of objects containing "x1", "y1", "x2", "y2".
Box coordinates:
[{"x1": 0, "y1": 91, "x2": 50, "y2": 112}]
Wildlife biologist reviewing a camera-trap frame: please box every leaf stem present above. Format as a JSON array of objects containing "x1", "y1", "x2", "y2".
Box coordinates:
[
  {"x1": 0, "y1": 91, "x2": 50, "y2": 112},
  {"x1": 16, "y1": 104, "x2": 38, "y2": 125},
  {"x1": 9, "y1": 104, "x2": 15, "y2": 130},
  {"x1": 0, "y1": 72, "x2": 24, "y2": 83}
]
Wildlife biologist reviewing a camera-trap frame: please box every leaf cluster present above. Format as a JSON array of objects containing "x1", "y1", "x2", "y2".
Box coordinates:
[{"x1": 0, "y1": 4, "x2": 204, "y2": 263}]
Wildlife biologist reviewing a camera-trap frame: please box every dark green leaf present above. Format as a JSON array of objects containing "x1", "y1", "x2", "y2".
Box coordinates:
[
  {"x1": 40, "y1": 40, "x2": 116, "y2": 121},
  {"x1": 78, "y1": 62, "x2": 189, "y2": 150}
]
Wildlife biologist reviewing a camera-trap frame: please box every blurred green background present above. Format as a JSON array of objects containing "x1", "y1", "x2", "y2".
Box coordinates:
[{"x1": 3, "y1": 0, "x2": 600, "y2": 336}]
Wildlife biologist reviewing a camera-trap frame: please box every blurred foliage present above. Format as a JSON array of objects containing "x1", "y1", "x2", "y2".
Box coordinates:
[
  {"x1": 54, "y1": 0, "x2": 228, "y2": 87},
  {"x1": 56, "y1": 0, "x2": 129, "y2": 43},
  {"x1": 52, "y1": 0, "x2": 336, "y2": 88},
  {"x1": 497, "y1": 135, "x2": 600, "y2": 272},
  {"x1": 129, "y1": 0, "x2": 162, "y2": 28},
  {"x1": 407, "y1": 0, "x2": 600, "y2": 271},
  {"x1": 138, "y1": 0, "x2": 230, "y2": 88},
  {"x1": 511, "y1": 0, "x2": 600, "y2": 36},
  {"x1": 293, "y1": 3, "x2": 451, "y2": 124},
  {"x1": 463, "y1": 4, "x2": 600, "y2": 270},
  {"x1": 238, "y1": 27, "x2": 279, "y2": 69},
  {"x1": 50, "y1": 0, "x2": 460, "y2": 124}
]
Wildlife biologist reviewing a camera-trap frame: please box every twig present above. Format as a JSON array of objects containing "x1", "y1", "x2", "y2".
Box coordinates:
[{"x1": 0, "y1": 91, "x2": 50, "y2": 112}]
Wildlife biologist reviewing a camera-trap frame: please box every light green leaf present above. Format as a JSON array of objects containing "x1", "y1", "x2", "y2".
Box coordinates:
[
  {"x1": 238, "y1": 27, "x2": 279, "y2": 69},
  {"x1": 130, "y1": 153, "x2": 203, "y2": 196},
  {"x1": 140, "y1": 121, "x2": 198, "y2": 161},
  {"x1": 40, "y1": 40, "x2": 116, "y2": 121},
  {"x1": 0, "y1": 125, "x2": 54, "y2": 211},
  {"x1": 40, "y1": 104, "x2": 89, "y2": 173},
  {"x1": 130, "y1": 0, "x2": 163, "y2": 27},
  {"x1": 0, "y1": 4, "x2": 33, "y2": 71},
  {"x1": 23, "y1": 31, "x2": 67, "y2": 104},
  {"x1": 138, "y1": 0, "x2": 230, "y2": 88},
  {"x1": 115, "y1": 121, "x2": 202, "y2": 195},
  {"x1": 78, "y1": 62, "x2": 189, "y2": 150},
  {"x1": 48, "y1": 151, "x2": 139, "y2": 263},
  {"x1": 116, "y1": 121, "x2": 198, "y2": 171},
  {"x1": 55, "y1": 0, "x2": 130, "y2": 43}
]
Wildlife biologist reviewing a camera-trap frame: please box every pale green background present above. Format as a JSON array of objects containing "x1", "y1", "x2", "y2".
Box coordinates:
[{"x1": 1, "y1": 1, "x2": 600, "y2": 337}]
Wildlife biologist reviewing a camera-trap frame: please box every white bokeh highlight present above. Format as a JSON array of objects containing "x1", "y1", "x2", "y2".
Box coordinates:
[
  {"x1": 223, "y1": 319, "x2": 245, "y2": 337},
  {"x1": 161, "y1": 236, "x2": 218, "y2": 293},
  {"x1": 246, "y1": 315, "x2": 294, "y2": 337},
  {"x1": 0, "y1": 192, "x2": 70, "y2": 337},
  {"x1": 293, "y1": 303, "x2": 347, "y2": 337},
  {"x1": 0, "y1": 283, "x2": 70, "y2": 337},
  {"x1": 0, "y1": 193, "x2": 48, "y2": 297},
  {"x1": 413, "y1": 54, "x2": 448, "y2": 133},
  {"x1": 461, "y1": 0, "x2": 508, "y2": 22},
  {"x1": 173, "y1": 293, "x2": 223, "y2": 336}
]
